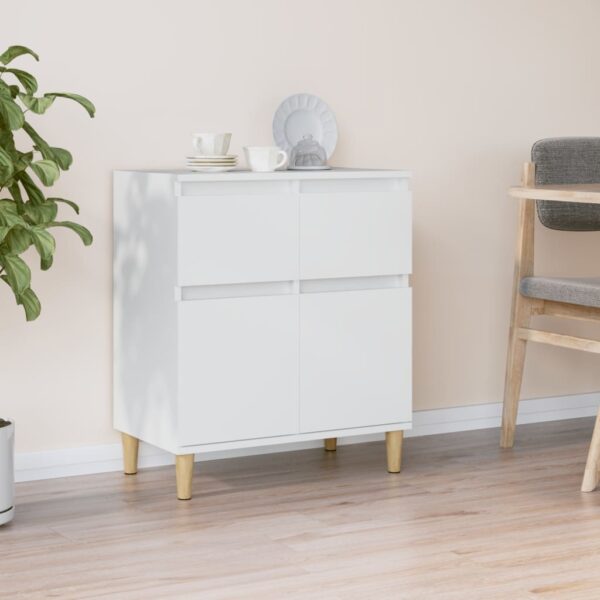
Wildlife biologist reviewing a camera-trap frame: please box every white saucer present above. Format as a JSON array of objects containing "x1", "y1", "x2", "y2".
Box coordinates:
[
  {"x1": 288, "y1": 165, "x2": 331, "y2": 171},
  {"x1": 187, "y1": 165, "x2": 237, "y2": 173},
  {"x1": 186, "y1": 155, "x2": 237, "y2": 160},
  {"x1": 186, "y1": 157, "x2": 237, "y2": 162},
  {"x1": 186, "y1": 162, "x2": 237, "y2": 166},
  {"x1": 186, "y1": 161, "x2": 237, "y2": 167}
]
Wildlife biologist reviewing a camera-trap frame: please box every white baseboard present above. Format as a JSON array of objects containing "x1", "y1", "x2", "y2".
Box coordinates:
[{"x1": 14, "y1": 392, "x2": 600, "y2": 483}]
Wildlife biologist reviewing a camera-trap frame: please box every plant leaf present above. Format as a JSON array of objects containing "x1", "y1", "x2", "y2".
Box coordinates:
[
  {"x1": 22, "y1": 123, "x2": 67, "y2": 171},
  {"x1": 30, "y1": 141, "x2": 72, "y2": 171},
  {"x1": 48, "y1": 147, "x2": 72, "y2": 170},
  {"x1": 17, "y1": 172, "x2": 45, "y2": 205},
  {"x1": 0, "y1": 253, "x2": 31, "y2": 295},
  {"x1": 23, "y1": 200, "x2": 57, "y2": 224},
  {"x1": 7, "y1": 183, "x2": 24, "y2": 209},
  {"x1": 0, "y1": 81, "x2": 11, "y2": 98},
  {"x1": 19, "y1": 93, "x2": 54, "y2": 114},
  {"x1": 22, "y1": 122, "x2": 48, "y2": 150},
  {"x1": 12, "y1": 151, "x2": 32, "y2": 177},
  {"x1": 46, "y1": 220, "x2": 93, "y2": 245},
  {"x1": 0, "y1": 68, "x2": 37, "y2": 94},
  {"x1": 0, "y1": 200, "x2": 21, "y2": 226},
  {"x1": 0, "y1": 225, "x2": 11, "y2": 243},
  {"x1": 0, "y1": 127, "x2": 17, "y2": 154},
  {"x1": 0, "y1": 146, "x2": 14, "y2": 183},
  {"x1": 30, "y1": 226, "x2": 55, "y2": 263},
  {"x1": 21, "y1": 127, "x2": 72, "y2": 177},
  {"x1": 0, "y1": 273, "x2": 41, "y2": 320},
  {"x1": 0, "y1": 95, "x2": 24, "y2": 130},
  {"x1": 30, "y1": 159, "x2": 60, "y2": 186},
  {"x1": 49, "y1": 197, "x2": 79, "y2": 214},
  {"x1": 18, "y1": 286, "x2": 41, "y2": 320},
  {"x1": 40, "y1": 254, "x2": 53, "y2": 270},
  {"x1": 0, "y1": 199, "x2": 26, "y2": 226},
  {"x1": 45, "y1": 92, "x2": 95, "y2": 118},
  {"x1": 3, "y1": 226, "x2": 32, "y2": 254},
  {"x1": 0, "y1": 46, "x2": 39, "y2": 65}
]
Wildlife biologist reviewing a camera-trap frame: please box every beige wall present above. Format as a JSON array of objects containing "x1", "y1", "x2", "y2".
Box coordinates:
[{"x1": 4, "y1": 0, "x2": 600, "y2": 453}]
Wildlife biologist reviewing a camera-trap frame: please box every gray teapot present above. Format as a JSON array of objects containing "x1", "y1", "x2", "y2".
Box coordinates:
[{"x1": 289, "y1": 134, "x2": 328, "y2": 169}]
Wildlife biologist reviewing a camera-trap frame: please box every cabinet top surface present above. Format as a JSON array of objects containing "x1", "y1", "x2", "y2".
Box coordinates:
[{"x1": 115, "y1": 167, "x2": 412, "y2": 182}]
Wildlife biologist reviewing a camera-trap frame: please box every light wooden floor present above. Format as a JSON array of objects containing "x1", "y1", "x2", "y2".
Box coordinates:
[{"x1": 4, "y1": 419, "x2": 600, "y2": 599}]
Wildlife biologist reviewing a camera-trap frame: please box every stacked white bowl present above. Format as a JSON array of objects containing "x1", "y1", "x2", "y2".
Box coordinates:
[{"x1": 186, "y1": 133, "x2": 237, "y2": 172}]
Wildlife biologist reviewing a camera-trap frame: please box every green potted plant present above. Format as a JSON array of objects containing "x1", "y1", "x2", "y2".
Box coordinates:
[{"x1": 0, "y1": 45, "x2": 94, "y2": 525}]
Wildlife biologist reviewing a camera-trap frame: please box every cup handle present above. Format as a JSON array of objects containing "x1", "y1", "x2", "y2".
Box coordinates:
[{"x1": 275, "y1": 150, "x2": 288, "y2": 170}]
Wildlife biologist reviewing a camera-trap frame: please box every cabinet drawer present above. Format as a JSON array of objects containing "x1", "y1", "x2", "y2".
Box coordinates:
[
  {"x1": 177, "y1": 194, "x2": 298, "y2": 286},
  {"x1": 300, "y1": 191, "x2": 411, "y2": 280},
  {"x1": 177, "y1": 295, "x2": 299, "y2": 445},
  {"x1": 300, "y1": 288, "x2": 411, "y2": 432}
]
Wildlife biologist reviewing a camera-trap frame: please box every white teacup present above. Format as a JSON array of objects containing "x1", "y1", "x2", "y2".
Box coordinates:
[
  {"x1": 244, "y1": 146, "x2": 288, "y2": 172},
  {"x1": 193, "y1": 132, "x2": 231, "y2": 156}
]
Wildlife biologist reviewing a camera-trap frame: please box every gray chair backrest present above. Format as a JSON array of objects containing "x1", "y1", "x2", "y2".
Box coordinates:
[{"x1": 532, "y1": 137, "x2": 600, "y2": 231}]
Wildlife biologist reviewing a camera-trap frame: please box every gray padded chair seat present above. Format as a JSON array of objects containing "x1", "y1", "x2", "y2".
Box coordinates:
[{"x1": 520, "y1": 276, "x2": 600, "y2": 308}]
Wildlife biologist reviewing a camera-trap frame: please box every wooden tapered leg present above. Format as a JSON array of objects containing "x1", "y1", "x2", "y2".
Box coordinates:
[
  {"x1": 500, "y1": 305, "x2": 531, "y2": 449},
  {"x1": 582, "y1": 409, "x2": 600, "y2": 492},
  {"x1": 386, "y1": 431, "x2": 403, "y2": 473},
  {"x1": 175, "y1": 454, "x2": 194, "y2": 500},
  {"x1": 121, "y1": 433, "x2": 139, "y2": 475},
  {"x1": 500, "y1": 171, "x2": 537, "y2": 449},
  {"x1": 324, "y1": 438, "x2": 337, "y2": 452}
]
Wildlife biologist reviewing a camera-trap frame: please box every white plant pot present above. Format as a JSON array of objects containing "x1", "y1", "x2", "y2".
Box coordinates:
[{"x1": 0, "y1": 420, "x2": 14, "y2": 525}]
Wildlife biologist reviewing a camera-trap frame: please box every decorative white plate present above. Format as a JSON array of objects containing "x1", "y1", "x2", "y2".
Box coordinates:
[
  {"x1": 272, "y1": 93, "x2": 338, "y2": 159},
  {"x1": 187, "y1": 165, "x2": 237, "y2": 173}
]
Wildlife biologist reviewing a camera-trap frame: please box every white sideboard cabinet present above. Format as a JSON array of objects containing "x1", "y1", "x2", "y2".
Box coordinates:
[{"x1": 113, "y1": 168, "x2": 412, "y2": 499}]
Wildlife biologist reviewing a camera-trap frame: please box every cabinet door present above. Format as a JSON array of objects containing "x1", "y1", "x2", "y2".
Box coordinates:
[
  {"x1": 300, "y1": 288, "x2": 411, "y2": 432},
  {"x1": 178, "y1": 194, "x2": 298, "y2": 286},
  {"x1": 177, "y1": 295, "x2": 298, "y2": 445},
  {"x1": 300, "y1": 191, "x2": 411, "y2": 280}
]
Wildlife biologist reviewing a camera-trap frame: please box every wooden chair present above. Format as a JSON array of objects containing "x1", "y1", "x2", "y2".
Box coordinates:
[{"x1": 501, "y1": 137, "x2": 600, "y2": 492}]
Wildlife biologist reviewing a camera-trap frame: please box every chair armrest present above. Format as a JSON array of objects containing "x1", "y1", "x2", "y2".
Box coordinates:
[{"x1": 509, "y1": 185, "x2": 600, "y2": 205}]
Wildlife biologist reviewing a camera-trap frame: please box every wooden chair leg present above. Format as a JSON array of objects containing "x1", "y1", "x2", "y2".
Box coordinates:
[
  {"x1": 121, "y1": 433, "x2": 139, "y2": 475},
  {"x1": 175, "y1": 454, "x2": 195, "y2": 500},
  {"x1": 582, "y1": 409, "x2": 600, "y2": 492},
  {"x1": 500, "y1": 188, "x2": 536, "y2": 449},
  {"x1": 500, "y1": 303, "x2": 530, "y2": 449},
  {"x1": 386, "y1": 431, "x2": 403, "y2": 473},
  {"x1": 324, "y1": 438, "x2": 337, "y2": 452}
]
